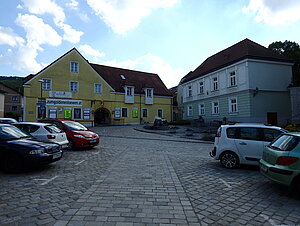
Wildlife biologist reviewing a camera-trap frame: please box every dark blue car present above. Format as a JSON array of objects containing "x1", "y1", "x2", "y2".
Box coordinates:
[{"x1": 0, "y1": 124, "x2": 63, "y2": 172}]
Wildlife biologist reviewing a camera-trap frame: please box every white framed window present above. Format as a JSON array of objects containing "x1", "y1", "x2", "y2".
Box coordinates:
[
  {"x1": 199, "y1": 81, "x2": 204, "y2": 94},
  {"x1": 70, "y1": 81, "x2": 78, "y2": 92},
  {"x1": 146, "y1": 89, "x2": 152, "y2": 98},
  {"x1": 229, "y1": 71, "x2": 237, "y2": 87},
  {"x1": 212, "y1": 77, "x2": 218, "y2": 91},
  {"x1": 229, "y1": 97, "x2": 238, "y2": 113},
  {"x1": 94, "y1": 83, "x2": 102, "y2": 94},
  {"x1": 42, "y1": 79, "x2": 51, "y2": 90},
  {"x1": 199, "y1": 103, "x2": 205, "y2": 116},
  {"x1": 126, "y1": 86, "x2": 133, "y2": 96},
  {"x1": 121, "y1": 108, "x2": 128, "y2": 117},
  {"x1": 212, "y1": 101, "x2": 219, "y2": 115},
  {"x1": 70, "y1": 62, "x2": 79, "y2": 73},
  {"x1": 142, "y1": 108, "x2": 148, "y2": 118},
  {"x1": 157, "y1": 109, "x2": 163, "y2": 118},
  {"x1": 188, "y1": 85, "x2": 192, "y2": 97},
  {"x1": 187, "y1": 106, "x2": 193, "y2": 117}
]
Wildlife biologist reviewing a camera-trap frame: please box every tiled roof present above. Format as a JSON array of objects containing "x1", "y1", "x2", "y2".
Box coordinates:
[
  {"x1": 181, "y1": 38, "x2": 293, "y2": 84},
  {"x1": 90, "y1": 63, "x2": 171, "y2": 96}
]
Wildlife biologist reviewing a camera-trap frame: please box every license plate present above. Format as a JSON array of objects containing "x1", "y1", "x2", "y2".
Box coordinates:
[
  {"x1": 260, "y1": 164, "x2": 268, "y2": 173},
  {"x1": 90, "y1": 140, "x2": 97, "y2": 144},
  {"x1": 53, "y1": 152, "x2": 62, "y2": 159}
]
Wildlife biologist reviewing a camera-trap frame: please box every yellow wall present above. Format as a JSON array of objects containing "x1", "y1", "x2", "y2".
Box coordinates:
[{"x1": 24, "y1": 49, "x2": 172, "y2": 125}]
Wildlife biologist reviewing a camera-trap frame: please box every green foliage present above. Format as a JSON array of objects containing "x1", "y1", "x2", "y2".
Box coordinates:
[
  {"x1": 268, "y1": 41, "x2": 300, "y2": 86},
  {"x1": 4, "y1": 112, "x2": 21, "y2": 120},
  {"x1": 201, "y1": 134, "x2": 215, "y2": 141},
  {"x1": 285, "y1": 124, "x2": 298, "y2": 132},
  {"x1": 0, "y1": 76, "x2": 24, "y2": 94}
]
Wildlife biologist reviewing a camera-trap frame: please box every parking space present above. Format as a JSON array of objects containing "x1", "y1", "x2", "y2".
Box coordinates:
[{"x1": 0, "y1": 126, "x2": 300, "y2": 225}]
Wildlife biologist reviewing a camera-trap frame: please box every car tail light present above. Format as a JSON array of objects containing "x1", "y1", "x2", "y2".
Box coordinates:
[
  {"x1": 276, "y1": 156, "x2": 299, "y2": 166},
  {"x1": 47, "y1": 134, "x2": 56, "y2": 139}
]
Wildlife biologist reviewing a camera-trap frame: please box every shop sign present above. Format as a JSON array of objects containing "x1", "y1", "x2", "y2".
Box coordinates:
[
  {"x1": 49, "y1": 91, "x2": 72, "y2": 99},
  {"x1": 46, "y1": 98, "x2": 82, "y2": 106}
]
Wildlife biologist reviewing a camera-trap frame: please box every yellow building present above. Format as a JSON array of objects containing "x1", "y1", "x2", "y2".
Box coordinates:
[{"x1": 23, "y1": 48, "x2": 172, "y2": 126}]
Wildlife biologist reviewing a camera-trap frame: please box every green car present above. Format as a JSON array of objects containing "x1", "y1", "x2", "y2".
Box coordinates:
[{"x1": 260, "y1": 132, "x2": 300, "y2": 190}]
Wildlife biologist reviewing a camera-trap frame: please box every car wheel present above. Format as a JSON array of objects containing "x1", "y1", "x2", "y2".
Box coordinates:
[
  {"x1": 67, "y1": 141, "x2": 74, "y2": 150},
  {"x1": 3, "y1": 152, "x2": 23, "y2": 173},
  {"x1": 220, "y1": 151, "x2": 239, "y2": 169}
]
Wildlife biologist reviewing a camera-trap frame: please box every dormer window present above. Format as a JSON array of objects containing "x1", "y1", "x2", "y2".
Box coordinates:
[
  {"x1": 124, "y1": 86, "x2": 134, "y2": 103},
  {"x1": 70, "y1": 62, "x2": 79, "y2": 73},
  {"x1": 126, "y1": 87, "x2": 133, "y2": 96},
  {"x1": 145, "y1": 88, "x2": 153, "y2": 105}
]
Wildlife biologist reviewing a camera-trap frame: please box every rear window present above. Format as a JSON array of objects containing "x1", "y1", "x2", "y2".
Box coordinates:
[
  {"x1": 15, "y1": 124, "x2": 39, "y2": 133},
  {"x1": 45, "y1": 125, "x2": 62, "y2": 133},
  {"x1": 269, "y1": 135, "x2": 300, "y2": 151},
  {"x1": 263, "y1": 128, "x2": 283, "y2": 142}
]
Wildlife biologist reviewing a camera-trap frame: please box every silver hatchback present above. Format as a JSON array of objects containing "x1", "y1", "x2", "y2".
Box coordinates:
[{"x1": 13, "y1": 122, "x2": 69, "y2": 149}]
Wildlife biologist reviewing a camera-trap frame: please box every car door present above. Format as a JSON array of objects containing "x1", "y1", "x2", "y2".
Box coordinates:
[{"x1": 234, "y1": 127, "x2": 263, "y2": 161}]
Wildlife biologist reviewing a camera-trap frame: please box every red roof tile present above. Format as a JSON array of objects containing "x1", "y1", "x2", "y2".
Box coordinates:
[
  {"x1": 90, "y1": 63, "x2": 171, "y2": 96},
  {"x1": 181, "y1": 38, "x2": 293, "y2": 84}
]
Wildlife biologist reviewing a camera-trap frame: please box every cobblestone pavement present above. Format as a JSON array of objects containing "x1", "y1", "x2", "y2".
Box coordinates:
[{"x1": 0, "y1": 126, "x2": 300, "y2": 226}]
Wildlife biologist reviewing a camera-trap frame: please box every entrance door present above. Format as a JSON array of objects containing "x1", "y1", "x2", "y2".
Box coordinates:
[
  {"x1": 94, "y1": 108, "x2": 111, "y2": 125},
  {"x1": 267, "y1": 112, "x2": 278, "y2": 125}
]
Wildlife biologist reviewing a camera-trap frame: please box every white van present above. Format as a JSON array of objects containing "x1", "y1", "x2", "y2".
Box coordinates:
[{"x1": 210, "y1": 123, "x2": 287, "y2": 169}]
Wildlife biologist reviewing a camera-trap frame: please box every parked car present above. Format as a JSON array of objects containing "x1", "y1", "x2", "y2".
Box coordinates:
[
  {"x1": 210, "y1": 123, "x2": 287, "y2": 169},
  {"x1": 260, "y1": 132, "x2": 300, "y2": 191},
  {"x1": 0, "y1": 118, "x2": 18, "y2": 124},
  {"x1": 13, "y1": 122, "x2": 69, "y2": 149},
  {"x1": 0, "y1": 124, "x2": 62, "y2": 172},
  {"x1": 38, "y1": 119, "x2": 100, "y2": 149}
]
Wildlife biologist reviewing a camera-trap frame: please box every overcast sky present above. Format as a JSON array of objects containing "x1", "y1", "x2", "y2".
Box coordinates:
[{"x1": 1, "y1": 0, "x2": 300, "y2": 88}]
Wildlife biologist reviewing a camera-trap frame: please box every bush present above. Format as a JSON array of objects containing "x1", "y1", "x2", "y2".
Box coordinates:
[
  {"x1": 285, "y1": 124, "x2": 298, "y2": 132},
  {"x1": 4, "y1": 112, "x2": 21, "y2": 120},
  {"x1": 202, "y1": 134, "x2": 215, "y2": 141}
]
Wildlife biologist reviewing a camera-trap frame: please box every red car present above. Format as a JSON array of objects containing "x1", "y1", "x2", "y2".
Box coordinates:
[{"x1": 38, "y1": 119, "x2": 99, "y2": 149}]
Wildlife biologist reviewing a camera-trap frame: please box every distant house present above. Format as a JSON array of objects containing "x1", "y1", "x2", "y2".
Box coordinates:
[
  {"x1": 169, "y1": 86, "x2": 180, "y2": 121},
  {"x1": 0, "y1": 82, "x2": 23, "y2": 120},
  {"x1": 178, "y1": 39, "x2": 293, "y2": 126},
  {"x1": 23, "y1": 48, "x2": 172, "y2": 125}
]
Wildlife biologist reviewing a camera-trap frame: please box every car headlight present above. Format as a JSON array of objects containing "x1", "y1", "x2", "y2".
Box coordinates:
[
  {"x1": 74, "y1": 134, "x2": 85, "y2": 138},
  {"x1": 29, "y1": 148, "x2": 45, "y2": 155}
]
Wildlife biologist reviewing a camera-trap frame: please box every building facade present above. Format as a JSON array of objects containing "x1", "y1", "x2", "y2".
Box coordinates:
[
  {"x1": 0, "y1": 83, "x2": 23, "y2": 120},
  {"x1": 178, "y1": 39, "x2": 293, "y2": 126},
  {"x1": 23, "y1": 48, "x2": 172, "y2": 126}
]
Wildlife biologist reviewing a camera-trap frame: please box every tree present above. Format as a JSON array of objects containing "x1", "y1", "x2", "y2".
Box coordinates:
[{"x1": 268, "y1": 41, "x2": 300, "y2": 86}]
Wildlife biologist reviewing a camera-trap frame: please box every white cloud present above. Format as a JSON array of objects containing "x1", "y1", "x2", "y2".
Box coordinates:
[
  {"x1": 66, "y1": 0, "x2": 79, "y2": 9},
  {"x1": 243, "y1": 0, "x2": 300, "y2": 26},
  {"x1": 1, "y1": 13, "x2": 63, "y2": 73},
  {"x1": 0, "y1": 26, "x2": 25, "y2": 47},
  {"x1": 79, "y1": 44, "x2": 105, "y2": 61},
  {"x1": 86, "y1": 0, "x2": 180, "y2": 35},
  {"x1": 15, "y1": 14, "x2": 62, "y2": 47},
  {"x1": 20, "y1": 0, "x2": 83, "y2": 43},
  {"x1": 103, "y1": 53, "x2": 183, "y2": 88}
]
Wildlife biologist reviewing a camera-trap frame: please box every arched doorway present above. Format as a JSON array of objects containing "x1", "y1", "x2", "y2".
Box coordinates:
[{"x1": 94, "y1": 108, "x2": 111, "y2": 125}]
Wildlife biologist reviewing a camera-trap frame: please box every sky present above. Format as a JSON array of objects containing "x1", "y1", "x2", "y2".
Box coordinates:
[{"x1": 1, "y1": 0, "x2": 300, "y2": 88}]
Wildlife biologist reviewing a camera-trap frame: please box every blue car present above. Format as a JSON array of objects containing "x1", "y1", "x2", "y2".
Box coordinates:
[{"x1": 0, "y1": 124, "x2": 63, "y2": 173}]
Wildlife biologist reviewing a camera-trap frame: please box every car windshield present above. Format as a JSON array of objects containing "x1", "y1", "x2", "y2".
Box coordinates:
[
  {"x1": 269, "y1": 134, "x2": 300, "y2": 151},
  {"x1": 0, "y1": 125, "x2": 30, "y2": 140},
  {"x1": 62, "y1": 121, "x2": 88, "y2": 131}
]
